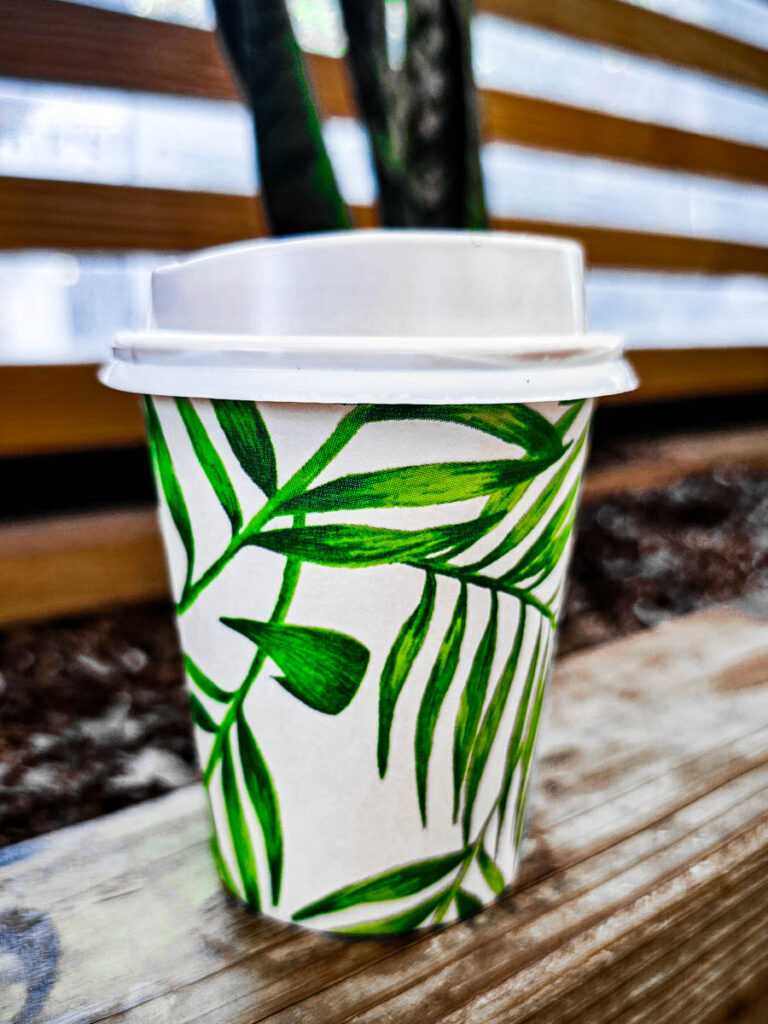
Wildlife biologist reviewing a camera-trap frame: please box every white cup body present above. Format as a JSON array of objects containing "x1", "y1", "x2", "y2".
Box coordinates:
[{"x1": 147, "y1": 395, "x2": 592, "y2": 932}]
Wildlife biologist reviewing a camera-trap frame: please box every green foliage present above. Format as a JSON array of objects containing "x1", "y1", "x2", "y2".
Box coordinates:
[
  {"x1": 212, "y1": 0, "x2": 349, "y2": 234},
  {"x1": 414, "y1": 584, "x2": 468, "y2": 825},
  {"x1": 213, "y1": 399, "x2": 278, "y2": 497},
  {"x1": 176, "y1": 398, "x2": 243, "y2": 536},
  {"x1": 292, "y1": 848, "x2": 467, "y2": 921},
  {"x1": 221, "y1": 618, "x2": 369, "y2": 715},
  {"x1": 378, "y1": 571, "x2": 437, "y2": 777},
  {"x1": 153, "y1": 396, "x2": 588, "y2": 930},
  {"x1": 452, "y1": 593, "x2": 498, "y2": 819},
  {"x1": 237, "y1": 709, "x2": 283, "y2": 904},
  {"x1": 144, "y1": 397, "x2": 195, "y2": 597}
]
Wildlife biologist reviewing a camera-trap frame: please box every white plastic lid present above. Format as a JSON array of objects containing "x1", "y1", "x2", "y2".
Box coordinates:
[{"x1": 101, "y1": 230, "x2": 637, "y2": 403}]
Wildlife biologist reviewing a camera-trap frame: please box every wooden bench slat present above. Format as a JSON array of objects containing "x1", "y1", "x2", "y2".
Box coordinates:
[
  {"x1": 0, "y1": 508, "x2": 168, "y2": 626},
  {"x1": 5, "y1": 0, "x2": 767, "y2": 104},
  {"x1": 4, "y1": 177, "x2": 768, "y2": 276},
  {"x1": 2, "y1": 602, "x2": 768, "y2": 1022}
]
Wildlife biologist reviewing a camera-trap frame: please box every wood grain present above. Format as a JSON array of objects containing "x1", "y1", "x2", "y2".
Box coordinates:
[
  {"x1": 1, "y1": 601, "x2": 768, "y2": 1022},
  {"x1": 6, "y1": 0, "x2": 767, "y2": 101},
  {"x1": 3, "y1": 177, "x2": 768, "y2": 275},
  {"x1": 3, "y1": 0, "x2": 766, "y2": 187},
  {"x1": 0, "y1": 509, "x2": 168, "y2": 627},
  {"x1": 610, "y1": 348, "x2": 768, "y2": 403},
  {"x1": 0, "y1": 364, "x2": 145, "y2": 456}
]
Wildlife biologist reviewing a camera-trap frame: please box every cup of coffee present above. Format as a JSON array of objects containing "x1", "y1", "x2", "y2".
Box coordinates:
[{"x1": 101, "y1": 231, "x2": 635, "y2": 933}]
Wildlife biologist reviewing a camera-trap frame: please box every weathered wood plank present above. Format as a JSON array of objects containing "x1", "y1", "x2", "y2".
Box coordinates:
[{"x1": 1, "y1": 601, "x2": 767, "y2": 1023}]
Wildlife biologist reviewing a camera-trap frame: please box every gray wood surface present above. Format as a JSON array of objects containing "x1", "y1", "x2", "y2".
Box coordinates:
[{"x1": 2, "y1": 596, "x2": 768, "y2": 1023}]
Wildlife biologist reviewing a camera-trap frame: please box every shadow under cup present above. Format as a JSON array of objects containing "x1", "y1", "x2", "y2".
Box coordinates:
[{"x1": 101, "y1": 231, "x2": 636, "y2": 932}]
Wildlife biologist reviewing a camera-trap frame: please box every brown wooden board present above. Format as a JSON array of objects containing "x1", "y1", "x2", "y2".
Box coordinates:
[
  {"x1": 0, "y1": 509, "x2": 168, "y2": 626},
  {"x1": 1, "y1": 599, "x2": 768, "y2": 1022},
  {"x1": 3, "y1": 177, "x2": 768, "y2": 276},
  {"x1": 0, "y1": 364, "x2": 146, "y2": 456},
  {"x1": 5, "y1": 0, "x2": 768, "y2": 101}
]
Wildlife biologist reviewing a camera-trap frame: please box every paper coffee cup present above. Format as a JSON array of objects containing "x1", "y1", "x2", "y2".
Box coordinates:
[{"x1": 102, "y1": 231, "x2": 636, "y2": 932}]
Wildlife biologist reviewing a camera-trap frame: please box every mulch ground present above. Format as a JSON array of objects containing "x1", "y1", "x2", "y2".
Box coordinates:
[{"x1": 1, "y1": 465, "x2": 767, "y2": 848}]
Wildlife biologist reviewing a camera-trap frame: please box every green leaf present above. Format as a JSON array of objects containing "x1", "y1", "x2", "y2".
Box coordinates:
[
  {"x1": 175, "y1": 397, "x2": 242, "y2": 536},
  {"x1": 237, "y1": 709, "x2": 283, "y2": 905},
  {"x1": 513, "y1": 635, "x2": 552, "y2": 849},
  {"x1": 185, "y1": 655, "x2": 233, "y2": 703},
  {"x1": 497, "y1": 627, "x2": 548, "y2": 837},
  {"x1": 462, "y1": 606, "x2": 528, "y2": 843},
  {"x1": 221, "y1": 732, "x2": 261, "y2": 910},
  {"x1": 280, "y1": 456, "x2": 559, "y2": 515},
  {"x1": 213, "y1": 399, "x2": 278, "y2": 498},
  {"x1": 366, "y1": 404, "x2": 564, "y2": 461},
  {"x1": 466, "y1": 426, "x2": 587, "y2": 573},
  {"x1": 144, "y1": 396, "x2": 195, "y2": 594},
  {"x1": 452, "y1": 593, "x2": 498, "y2": 821},
  {"x1": 189, "y1": 692, "x2": 217, "y2": 733},
  {"x1": 455, "y1": 888, "x2": 484, "y2": 919},
  {"x1": 554, "y1": 400, "x2": 586, "y2": 440},
  {"x1": 292, "y1": 848, "x2": 467, "y2": 920},
  {"x1": 335, "y1": 890, "x2": 447, "y2": 935},
  {"x1": 210, "y1": 831, "x2": 239, "y2": 898},
  {"x1": 220, "y1": 618, "x2": 369, "y2": 716},
  {"x1": 248, "y1": 519, "x2": 492, "y2": 568},
  {"x1": 415, "y1": 585, "x2": 468, "y2": 826},
  {"x1": 527, "y1": 514, "x2": 577, "y2": 589},
  {"x1": 378, "y1": 572, "x2": 437, "y2": 778},
  {"x1": 501, "y1": 477, "x2": 581, "y2": 585},
  {"x1": 477, "y1": 844, "x2": 505, "y2": 896}
]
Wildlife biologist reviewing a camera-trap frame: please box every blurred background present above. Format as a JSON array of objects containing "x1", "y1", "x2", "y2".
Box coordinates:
[{"x1": 1, "y1": 0, "x2": 767, "y2": 847}]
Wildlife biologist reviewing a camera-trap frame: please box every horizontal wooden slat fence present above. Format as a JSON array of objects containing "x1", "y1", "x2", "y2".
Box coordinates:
[
  {"x1": 5, "y1": 177, "x2": 768, "y2": 275},
  {"x1": 0, "y1": 0, "x2": 767, "y2": 435},
  {"x1": 3, "y1": 2, "x2": 767, "y2": 187},
  {"x1": 6, "y1": 0, "x2": 768, "y2": 98}
]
